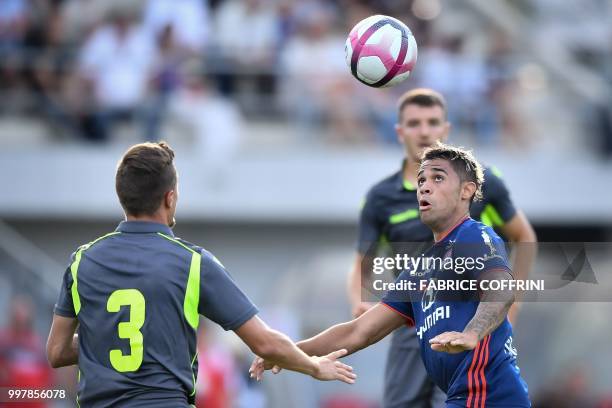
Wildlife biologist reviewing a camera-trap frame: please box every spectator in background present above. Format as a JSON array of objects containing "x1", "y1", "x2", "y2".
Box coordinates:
[
  {"x1": 0, "y1": 0, "x2": 29, "y2": 114},
  {"x1": 141, "y1": 0, "x2": 212, "y2": 141},
  {"x1": 484, "y1": 30, "x2": 525, "y2": 148},
  {"x1": 280, "y1": 2, "x2": 371, "y2": 143},
  {"x1": 59, "y1": 0, "x2": 108, "y2": 47},
  {"x1": 533, "y1": 365, "x2": 597, "y2": 408},
  {"x1": 144, "y1": 24, "x2": 190, "y2": 141},
  {"x1": 417, "y1": 34, "x2": 494, "y2": 145},
  {"x1": 168, "y1": 60, "x2": 243, "y2": 184},
  {"x1": 77, "y1": 5, "x2": 155, "y2": 142},
  {"x1": 21, "y1": 0, "x2": 82, "y2": 139},
  {"x1": 212, "y1": 0, "x2": 279, "y2": 99},
  {"x1": 143, "y1": 0, "x2": 210, "y2": 53},
  {"x1": 0, "y1": 0, "x2": 28, "y2": 53},
  {"x1": 0, "y1": 296, "x2": 53, "y2": 408},
  {"x1": 276, "y1": 0, "x2": 298, "y2": 50},
  {"x1": 194, "y1": 320, "x2": 267, "y2": 408},
  {"x1": 195, "y1": 323, "x2": 236, "y2": 408},
  {"x1": 233, "y1": 350, "x2": 267, "y2": 408}
]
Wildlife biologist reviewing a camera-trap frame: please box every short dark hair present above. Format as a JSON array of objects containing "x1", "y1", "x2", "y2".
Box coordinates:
[
  {"x1": 397, "y1": 88, "x2": 448, "y2": 120},
  {"x1": 420, "y1": 143, "x2": 484, "y2": 202},
  {"x1": 116, "y1": 142, "x2": 177, "y2": 216}
]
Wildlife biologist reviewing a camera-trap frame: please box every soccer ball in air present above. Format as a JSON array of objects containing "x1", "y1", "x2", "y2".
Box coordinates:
[{"x1": 345, "y1": 15, "x2": 418, "y2": 88}]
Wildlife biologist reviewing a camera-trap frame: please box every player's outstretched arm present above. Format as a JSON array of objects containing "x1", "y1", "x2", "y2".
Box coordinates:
[
  {"x1": 47, "y1": 315, "x2": 79, "y2": 368},
  {"x1": 430, "y1": 269, "x2": 515, "y2": 354},
  {"x1": 250, "y1": 303, "x2": 406, "y2": 379},
  {"x1": 236, "y1": 316, "x2": 356, "y2": 383},
  {"x1": 298, "y1": 303, "x2": 405, "y2": 357}
]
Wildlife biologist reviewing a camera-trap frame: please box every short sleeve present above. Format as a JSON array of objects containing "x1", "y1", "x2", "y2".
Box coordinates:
[
  {"x1": 482, "y1": 167, "x2": 517, "y2": 225},
  {"x1": 357, "y1": 192, "x2": 383, "y2": 254},
  {"x1": 381, "y1": 270, "x2": 415, "y2": 326},
  {"x1": 455, "y1": 227, "x2": 512, "y2": 280},
  {"x1": 54, "y1": 254, "x2": 76, "y2": 318},
  {"x1": 198, "y1": 251, "x2": 259, "y2": 331}
]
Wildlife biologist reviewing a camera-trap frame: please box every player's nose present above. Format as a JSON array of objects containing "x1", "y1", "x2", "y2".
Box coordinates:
[
  {"x1": 418, "y1": 181, "x2": 432, "y2": 195},
  {"x1": 418, "y1": 124, "x2": 431, "y2": 138}
]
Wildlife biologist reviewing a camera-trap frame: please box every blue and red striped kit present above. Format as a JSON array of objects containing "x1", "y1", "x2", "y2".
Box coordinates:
[{"x1": 383, "y1": 218, "x2": 531, "y2": 407}]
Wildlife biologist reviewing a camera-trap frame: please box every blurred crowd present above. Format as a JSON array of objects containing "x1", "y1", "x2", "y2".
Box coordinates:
[
  {"x1": 0, "y1": 297, "x2": 55, "y2": 408},
  {"x1": 0, "y1": 0, "x2": 611, "y2": 151},
  {"x1": 0, "y1": 0, "x2": 552, "y2": 148}
]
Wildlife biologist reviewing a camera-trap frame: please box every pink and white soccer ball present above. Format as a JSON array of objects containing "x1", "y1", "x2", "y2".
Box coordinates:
[{"x1": 345, "y1": 15, "x2": 418, "y2": 88}]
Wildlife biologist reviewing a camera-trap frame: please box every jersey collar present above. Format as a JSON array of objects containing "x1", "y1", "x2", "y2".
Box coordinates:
[
  {"x1": 434, "y1": 216, "x2": 470, "y2": 244},
  {"x1": 116, "y1": 221, "x2": 174, "y2": 236}
]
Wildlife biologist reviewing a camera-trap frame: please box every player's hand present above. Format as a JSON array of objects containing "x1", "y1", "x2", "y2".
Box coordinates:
[
  {"x1": 310, "y1": 349, "x2": 356, "y2": 384},
  {"x1": 352, "y1": 301, "x2": 374, "y2": 318},
  {"x1": 429, "y1": 331, "x2": 479, "y2": 354},
  {"x1": 249, "y1": 356, "x2": 279, "y2": 381},
  {"x1": 249, "y1": 350, "x2": 357, "y2": 384}
]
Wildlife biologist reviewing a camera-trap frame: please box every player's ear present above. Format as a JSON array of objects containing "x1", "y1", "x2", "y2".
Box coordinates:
[
  {"x1": 395, "y1": 123, "x2": 404, "y2": 144},
  {"x1": 164, "y1": 190, "x2": 176, "y2": 209},
  {"x1": 461, "y1": 181, "x2": 477, "y2": 201}
]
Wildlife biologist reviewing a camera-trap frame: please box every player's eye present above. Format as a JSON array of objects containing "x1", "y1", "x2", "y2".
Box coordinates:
[
  {"x1": 435, "y1": 175, "x2": 444, "y2": 182},
  {"x1": 407, "y1": 120, "x2": 419, "y2": 127},
  {"x1": 417, "y1": 177, "x2": 425, "y2": 186}
]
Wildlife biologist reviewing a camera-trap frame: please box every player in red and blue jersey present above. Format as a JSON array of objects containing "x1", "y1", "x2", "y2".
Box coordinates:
[
  {"x1": 383, "y1": 214, "x2": 529, "y2": 407},
  {"x1": 251, "y1": 143, "x2": 530, "y2": 407},
  {"x1": 350, "y1": 88, "x2": 535, "y2": 408}
]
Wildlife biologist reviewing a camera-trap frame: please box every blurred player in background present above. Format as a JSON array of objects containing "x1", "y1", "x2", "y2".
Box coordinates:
[
  {"x1": 46, "y1": 142, "x2": 355, "y2": 407},
  {"x1": 0, "y1": 297, "x2": 53, "y2": 408},
  {"x1": 347, "y1": 88, "x2": 536, "y2": 407},
  {"x1": 252, "y1": 144, "x2": 531, "y2": 407}
]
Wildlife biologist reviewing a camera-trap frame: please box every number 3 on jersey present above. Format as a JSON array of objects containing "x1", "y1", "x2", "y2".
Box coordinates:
[{"x1": 106, "y1": 289, "x2": 146, "y2": 372}]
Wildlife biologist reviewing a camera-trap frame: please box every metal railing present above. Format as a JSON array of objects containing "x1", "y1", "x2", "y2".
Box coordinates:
[{"x1": 0, "y1": 218, "x2": 62, "y2": 304}]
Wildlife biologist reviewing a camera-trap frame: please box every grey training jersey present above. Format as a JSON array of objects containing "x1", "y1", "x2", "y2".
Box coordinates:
[{"x1": 54, "y1": 221, "x2": 258, "y2": 407}]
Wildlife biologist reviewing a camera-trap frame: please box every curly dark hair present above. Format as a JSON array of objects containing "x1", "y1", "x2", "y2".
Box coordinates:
[{"x1": 420, "y1": 142, "x2": 484, "y2": 202}]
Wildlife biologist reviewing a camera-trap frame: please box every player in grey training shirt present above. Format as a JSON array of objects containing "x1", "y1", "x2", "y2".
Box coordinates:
[{"x1": 47, "y1": 142, "x2": 356, "y2": 407}]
